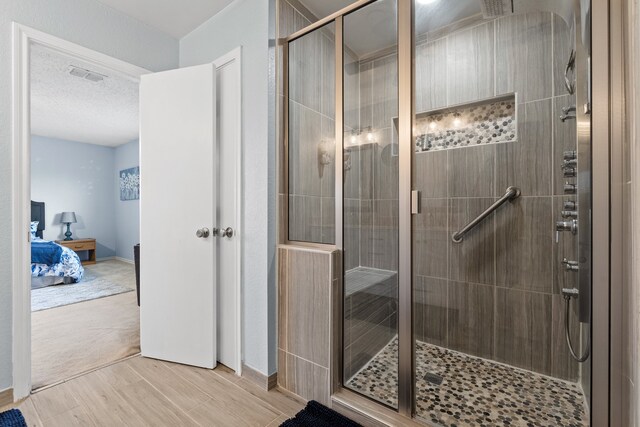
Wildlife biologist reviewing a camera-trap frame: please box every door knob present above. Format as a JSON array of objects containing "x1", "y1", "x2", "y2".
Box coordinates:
[
  {"x1": 196, "y1": 228, "x2": 210, "y2": 238},
  {"x1": 218, "y1": 227, "x2": 234, "y2": 238}
]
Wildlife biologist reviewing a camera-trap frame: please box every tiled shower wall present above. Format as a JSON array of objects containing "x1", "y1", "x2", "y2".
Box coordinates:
[{"x1": 410, "y1": 13, "x2": 582, "y2": 381}]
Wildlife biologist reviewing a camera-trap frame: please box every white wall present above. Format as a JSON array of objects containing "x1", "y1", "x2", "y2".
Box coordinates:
[
  {"x1": 180, "y1": 0, "x2": 277, "y2": 375},
  {"x1": 0, "y1": 0, "x2": 178, "y2": 391},
  {"x1": 114, "y1": 140, "x2": 140, "y2": 261},
  {"x1": 31, "y1": 136, "x2": 117, "y2": 259}
]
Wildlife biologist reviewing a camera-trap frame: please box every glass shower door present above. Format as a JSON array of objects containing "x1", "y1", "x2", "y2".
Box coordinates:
[
  {"x1": 411, "y1": 1, "x2": 590, "y2": 425},
  {"x1": 341, "y1": 0, "x2": 400, "y2": 409}
]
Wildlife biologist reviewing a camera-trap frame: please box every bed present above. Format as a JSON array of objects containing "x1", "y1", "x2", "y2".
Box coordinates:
[{"x1": 31, "y1": 201, "x2": 84, "y2": 288}]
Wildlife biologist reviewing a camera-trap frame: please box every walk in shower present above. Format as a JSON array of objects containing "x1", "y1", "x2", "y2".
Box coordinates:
[{"x1": 282, "y1": 0, "x2": 593, "y2": 424}]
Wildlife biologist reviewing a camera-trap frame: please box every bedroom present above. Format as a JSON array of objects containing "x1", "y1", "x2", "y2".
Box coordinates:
[{"x1": 29, "y1": 43, "x2": 141, "y2": 390}]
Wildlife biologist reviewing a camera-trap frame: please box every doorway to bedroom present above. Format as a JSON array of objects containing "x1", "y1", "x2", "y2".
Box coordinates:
[{"x1": 29, "y1": 43, "x2": 142, "y2": 390}]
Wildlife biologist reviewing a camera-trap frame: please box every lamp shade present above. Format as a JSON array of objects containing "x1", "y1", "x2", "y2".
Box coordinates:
[{"x1": 60, "y1": 212, "x2": 77, "y2": 224}]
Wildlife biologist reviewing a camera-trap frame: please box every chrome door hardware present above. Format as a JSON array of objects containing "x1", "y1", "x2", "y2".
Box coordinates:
[
  {"x1": 561, "y1": 106, "x2": 576, "y2": 114},
  {"x1": 556, "y1": 219, "x2": 578, "y2": 234},
  {"x1": 560, "y1": 114, "x2": 576, "y2": 122},
  {"x1": 563, "y1": 167, "x2": 576, "y2": 178},
  {"x1": 216, "y1": 227, "x2": 234, "y2": 238},
  {"x1": 563, "y1": 200, "x2": 577, "y2": 210},
  {"x1": 561, "y1": 210, "x2": 578, "y2": 219},
  {"x1": 561, "y1": 259, "x2": 579, "y2": 271},
  {"x1": 563, "y1": 150, "x2": 577, "y2": 160},
  {"x1": 564, "y1": 182, "x2": 577, "y2": 194},
  {"x1": 411, "y1": 190, "x2": 421, "y2": 214},
  {"x1": 562, "y1": 159, "x2": 577, "y2": 169},
  {"x1": 196, "y1": 228, "x2": 210, "y2": 238}
]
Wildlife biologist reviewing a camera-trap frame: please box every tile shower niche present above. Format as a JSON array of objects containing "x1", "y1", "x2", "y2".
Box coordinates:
[{"x1": 411, "y1": 94, "x2": 517, "y2": 152}]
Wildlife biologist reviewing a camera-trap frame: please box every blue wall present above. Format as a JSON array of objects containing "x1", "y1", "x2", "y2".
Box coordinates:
[
  {"x1": 31, "y1": 136, "x2": 140, "y2": 261},
  {"x1": 31, "y1": 135, "x2": 117, "y2": 259},
  {"x1": 114, "y1": 140, "x2": 140, "y2": 261}
]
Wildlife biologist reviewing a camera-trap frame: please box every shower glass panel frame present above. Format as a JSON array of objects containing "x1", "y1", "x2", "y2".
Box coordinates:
[
  {"x1": 283, "y1": 0, "x2": 414, "y2": 416},
  {"x1": 281, "y1": 0, "x2": 596, "y2": 422}
]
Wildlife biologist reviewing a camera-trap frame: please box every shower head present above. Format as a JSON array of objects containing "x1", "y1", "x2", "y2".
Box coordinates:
[{"x1": 479, "y1": 0, "x2": 514, "y2": 18}]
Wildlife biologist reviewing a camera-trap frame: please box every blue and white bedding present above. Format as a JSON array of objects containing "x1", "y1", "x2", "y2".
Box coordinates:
[{"x1": 31, "y1": 238, "x2": 84, "y2": 283}]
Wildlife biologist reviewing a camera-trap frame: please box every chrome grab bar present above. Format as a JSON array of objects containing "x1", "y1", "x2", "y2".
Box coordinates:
[{"x1": 451, "y1": 186, "x2": 521, "y2": 243}]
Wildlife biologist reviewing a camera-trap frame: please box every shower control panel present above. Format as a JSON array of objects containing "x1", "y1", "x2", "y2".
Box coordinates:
[{"x1": 556, "y1": 149, "x2": 579, "y2": 271}]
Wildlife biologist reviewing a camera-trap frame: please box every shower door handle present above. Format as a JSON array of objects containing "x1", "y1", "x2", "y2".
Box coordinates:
[{"x1": 411, "y1": 190, "x2": 421, "y2": 214}]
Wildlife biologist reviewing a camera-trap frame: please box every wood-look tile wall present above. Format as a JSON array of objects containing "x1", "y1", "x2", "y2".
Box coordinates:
[
  {"x1": 412, "y1": 13, "x2": 582, "y2": 381},
  {"x1": 277, "y1": 246, "x2": 340, "y2": 405}
]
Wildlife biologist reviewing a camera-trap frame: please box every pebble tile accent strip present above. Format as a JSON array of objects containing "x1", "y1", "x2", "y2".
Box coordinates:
[
  {"x1": 346, "y1": 338, "x2": 588, "y2": 427},
  {"x1": 415, "y1": 99, "x2": 516, "y2": 152}
]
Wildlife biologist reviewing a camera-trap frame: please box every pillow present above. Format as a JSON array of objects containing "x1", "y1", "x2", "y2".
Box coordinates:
[{"x1": 30, "y1": 221, "x2": 39, "y2": 240}]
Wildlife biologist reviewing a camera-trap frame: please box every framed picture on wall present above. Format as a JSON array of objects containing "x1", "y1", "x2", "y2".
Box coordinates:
[{"x1": 120, "y1": 166, "x2": 140, "y2": 201}]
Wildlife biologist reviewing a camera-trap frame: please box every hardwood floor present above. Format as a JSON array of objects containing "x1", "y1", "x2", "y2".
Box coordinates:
[
  {"x1": 3, "y1": 356, "x2": 304, "y2": 426},
  {"x1": 32, "y1": 260, "x2": 140, "y2": 389}
]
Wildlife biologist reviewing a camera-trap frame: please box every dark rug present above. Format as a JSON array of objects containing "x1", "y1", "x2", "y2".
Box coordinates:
[
  {"x1": 0, "y1": 409, "x2": 27, "y2": 427},
  {"x1": 281, "y1": 401, "x2": 361, "y2": 427}
]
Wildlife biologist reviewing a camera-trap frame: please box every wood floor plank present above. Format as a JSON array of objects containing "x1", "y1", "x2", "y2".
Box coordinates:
[
  {"x1": 209, "y1": 364, "x2": 304, "y2": 417},
  {"x1": 32, "y1": 260, "x2": 139, "y2": 389},
  {"x1": 187, "y1": 397, "x2": 281, "y2": 427},
  {"x1": 63, "y1": 370, "x2": 149, "y2": 427},
  {"x1": 126, "y1": 356, "x2": 210, "y2": 412},
  {"x1": 266, "y1": 414, "x2": 289, "y2": 426},
  {"x1": 114, "y1": 379, "x2": 200, "y2": 427},
  {"x1": 167, "y1": 362, "x2": 281, "y2": 426},
  {"x1": 30, "y1": 382, "x2": 81, "y2": 422},
  {"x1": 8, "y1": 398, "x2": 43, "y2": 427},
  {"x1": 42, "y1": 405, "x2": 96, "y2": 427}
]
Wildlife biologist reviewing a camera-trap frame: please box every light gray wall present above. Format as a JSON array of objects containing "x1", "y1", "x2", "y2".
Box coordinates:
[
  {"x1": 179, "y1": 0, "x2": 275, "y2": 375},
  {"x1": 31, "y1": 135, "x2": 117, "y2": 259},
  {"x1": 114, "y1": 140, "x2": 140, "y2": 261},
  {"x1": 0, "y1": 0, "x2": 178, "y2": 391}
]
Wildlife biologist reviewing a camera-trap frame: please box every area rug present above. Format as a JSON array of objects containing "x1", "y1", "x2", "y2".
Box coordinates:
[
  {"x1": 0, "y1": 409, "x2": 27, "y2": 427},
  {"x1": 281, "y1": 401, "x2": 361, "y2": 427},
  {"x1": 31, "y1": 271, "x2": 134, "y2": 312}
]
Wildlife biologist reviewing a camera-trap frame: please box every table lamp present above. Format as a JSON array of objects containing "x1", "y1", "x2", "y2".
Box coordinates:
[{"x1": 60, "y1": 212, "x2": 77, "y2": 241}]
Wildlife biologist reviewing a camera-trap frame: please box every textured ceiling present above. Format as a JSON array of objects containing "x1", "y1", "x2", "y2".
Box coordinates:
[
  {"x1": 30, "y1": 44, "x2": 139, "y2": 147},
  {"x1": 95, "y1": 0, "x2": 234, "y2": 38}
]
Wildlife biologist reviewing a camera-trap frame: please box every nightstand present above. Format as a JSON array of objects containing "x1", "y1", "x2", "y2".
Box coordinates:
[{"x1": 55, "y1": 238, "x2": 97, "y2": 265}]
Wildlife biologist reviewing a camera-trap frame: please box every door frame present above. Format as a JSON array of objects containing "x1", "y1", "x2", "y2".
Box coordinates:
[
  {"x1": 12, "y1": 25, "x2": 245, "y2": 397},
  {"x1": 11, "y1": 23, "x2": 150, "y2": 399},
  {"x1": 210, "y1": 47, "x2": 244, "y2": 375}
]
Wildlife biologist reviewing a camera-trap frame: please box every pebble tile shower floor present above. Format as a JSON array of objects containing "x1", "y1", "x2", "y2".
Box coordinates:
[{"x1": 346, "y1": 338, "x2": 588, "y2": 427}]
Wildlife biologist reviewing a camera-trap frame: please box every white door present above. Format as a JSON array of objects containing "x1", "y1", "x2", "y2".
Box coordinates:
[{"x1": 139, "y1": 64, "x2": 217, "y2": 369}]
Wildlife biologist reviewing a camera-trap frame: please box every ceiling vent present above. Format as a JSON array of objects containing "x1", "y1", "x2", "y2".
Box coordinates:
[
  {"x1": 479, "y1": 0, "x2": 514, "y2": 18},
  {"x1": 68, "y1": 66, "x2": 107, "y2": 82}
]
